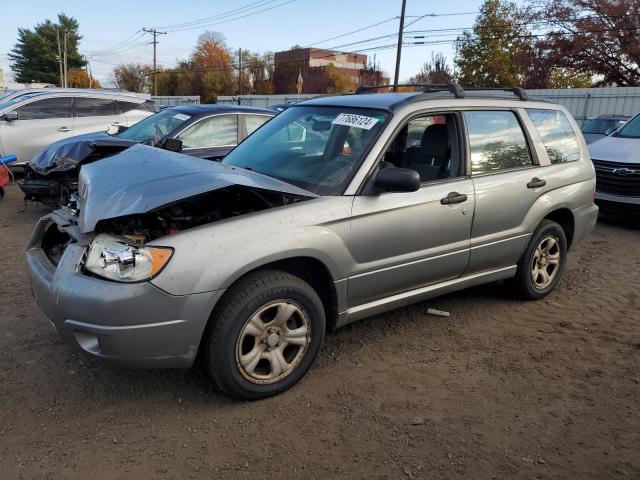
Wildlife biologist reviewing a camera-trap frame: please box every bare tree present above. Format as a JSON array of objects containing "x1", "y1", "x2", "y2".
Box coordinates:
[{"x1": 111, "y1": 63, "x2": 152, "y2": 92}]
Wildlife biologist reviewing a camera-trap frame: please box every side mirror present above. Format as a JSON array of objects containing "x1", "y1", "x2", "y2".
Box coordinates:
[
  {"x1": 162, "y1": 137, "x2": 183, "y2": 152},
  {"x1": 373, "y1": 166, "x2": 420, "y2": 193},
  {"x1": 2, "y1": 111, "x2": 18, "y2": 122},
  {"x1": 605, "y1": 127, "x2": 615, "y2": 135},
  {"x1": 115, "y1": 125, "x2": 129, "y2": 134}
]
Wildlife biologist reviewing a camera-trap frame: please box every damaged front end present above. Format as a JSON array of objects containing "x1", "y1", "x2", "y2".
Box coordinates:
[
  {"x1": 18, "y1": 133, "x2": 136, "y2": 208},
  {"x1": 39, "y1": 144, "x2": 316, "y2": 280}
]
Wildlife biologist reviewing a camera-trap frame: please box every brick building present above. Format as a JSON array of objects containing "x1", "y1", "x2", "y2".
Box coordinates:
[{"x1": 273, "y1": 48, "x2": 370, "y2": 94}]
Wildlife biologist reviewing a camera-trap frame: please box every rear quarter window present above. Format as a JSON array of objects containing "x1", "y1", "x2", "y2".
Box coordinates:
[{"x1": 526, "y1": 109, "x2": 580, "y2": 164}]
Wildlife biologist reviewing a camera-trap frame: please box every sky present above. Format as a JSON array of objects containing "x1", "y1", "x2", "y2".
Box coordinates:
[{"x1": 0, "y1": 0, "x2": 511, "y2": 87}]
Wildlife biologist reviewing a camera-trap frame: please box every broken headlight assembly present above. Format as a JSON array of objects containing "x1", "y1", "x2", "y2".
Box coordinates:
[{"x1": 84, "y1": 234, "x2": 173, "y2": 282}]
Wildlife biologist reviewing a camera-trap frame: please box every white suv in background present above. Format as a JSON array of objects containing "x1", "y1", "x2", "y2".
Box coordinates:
[{"x1": 0, "y1": 89, "x2": 155, "y2": 167}]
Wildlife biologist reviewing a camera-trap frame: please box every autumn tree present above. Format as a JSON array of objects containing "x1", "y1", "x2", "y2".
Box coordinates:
[
  {"x1": 9, "y1": 13, "x2": 84, "y2": 85},
  {"x1": 530, "y1": 0, "x2": 640, "y2": 86},
  {"x1": 323, "y1": 64, "x2": 353, "y2": 93},
  {"x1": 456, "y1": 0, "x2": 533, "y2": 87},
  {"x1": 190, "y1": 31, "x2": 235, "y2": 102},
  {"x1": 243, "y1": 51, "x2": 274, "y2": 94},
  {"x1": 66, "y1": 68, "x2": 100, "y2": 88},
  {"x1": 111, "y1": 63, "x2": 152, "y2": 92},
  {"x1": 409, "y1": 53, "x2": 453, "y2": 84}
]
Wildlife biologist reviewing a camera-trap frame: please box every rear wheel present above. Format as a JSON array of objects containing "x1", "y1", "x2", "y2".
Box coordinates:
[
  {"x1": 513, "y1": 220, "x2": 567, "y2": 300},
  {"x1": 205, "y1": 270, "x2": 325, "y2": 400}
]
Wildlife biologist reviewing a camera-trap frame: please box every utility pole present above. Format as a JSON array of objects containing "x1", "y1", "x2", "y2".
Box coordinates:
[
  {"x1": 63, "y1": 31, "x2": 68, "y2": 88},
  {"x1": 56, "y1": 30, "x2": 63, "y2": 87},
  {"x1": 238, "y1": 48, "x2": 242, "y2": 96},
  {"x1": 143, "y1": 28, "x2": 167, "y2": 95},
  {"x1": 393, "y1": 0, "x2": 407, "y2": 91}
]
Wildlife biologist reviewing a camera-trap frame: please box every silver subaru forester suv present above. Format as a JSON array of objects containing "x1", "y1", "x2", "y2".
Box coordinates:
[{"x1": 26, "y1": 84, "x2": 598, "y2": 399}]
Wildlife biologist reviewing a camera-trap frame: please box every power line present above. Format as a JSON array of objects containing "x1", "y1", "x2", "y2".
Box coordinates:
[
  {"x1": 158, "y1": 0, "x2": 297, "y2": 33},
  {"x1": 153, "y1": 0, "x2": 283, "y2": 30}
]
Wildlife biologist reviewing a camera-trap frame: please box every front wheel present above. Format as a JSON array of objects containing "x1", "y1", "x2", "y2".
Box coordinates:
[
  {"x1": 513, "y1": 220, "x2": 568, "y2": 300},
  {"x1": 205, "y1": 270, "x2": 325, "y2": 400}
]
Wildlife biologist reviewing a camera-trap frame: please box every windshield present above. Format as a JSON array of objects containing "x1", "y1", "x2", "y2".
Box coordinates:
[
  {"x1": 223, "y1": 106, "x2": 388, "y2": 195},
  {"x1": 581, "y1": 118, "x2": 626, "y2": 134},
  {"x1": 117, "y1": 108, "x2": 191, "y2": 142},
  {"x1": 614, "y1": 114, "x2": 640, "y2": 139}
]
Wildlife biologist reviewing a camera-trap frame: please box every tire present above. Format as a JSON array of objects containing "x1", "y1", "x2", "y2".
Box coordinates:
[
  {"x1": 512, "y1": 220, "x2": 568, "y2": 300},
  {"x1": 205, "y1": 270, "x2": 325, "y2": 400}
]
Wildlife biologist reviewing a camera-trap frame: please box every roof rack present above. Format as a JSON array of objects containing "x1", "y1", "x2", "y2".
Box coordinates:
[
  {"x1": 355, "y1": 82, "x2": 528, "y2": 101},
  {"x1": 355, "y1": 82, "x2": 464, "y2": 98}
]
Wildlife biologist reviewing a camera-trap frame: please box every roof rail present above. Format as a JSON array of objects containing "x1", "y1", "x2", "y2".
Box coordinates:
[
  {"x1": 462, "y1": 86, "x2": 528, "y2": 101},
  {"x1": 355, "y1": 83, "x2": 528, "y2": 101},
  {"x1": 355, "y1": 82, "x2": 465, "y2": 98}
]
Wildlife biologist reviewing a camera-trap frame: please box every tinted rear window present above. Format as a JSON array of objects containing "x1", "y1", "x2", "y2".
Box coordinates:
[
  {"x1": 75, "y1": 98, "x2": 116, "y2": 117},
  {"x1": 526, "y1": 109, "x2": 580, "y2": 164}
]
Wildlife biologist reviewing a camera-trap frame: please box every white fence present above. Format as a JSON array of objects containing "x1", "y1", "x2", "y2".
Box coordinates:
[
  {"x1": 526, "y1": 87, "x2": 640, "y2": 125},
  {"x1": 216, "y1": 94, "x2": 317, "y2": 108},
  {"x1": 151, "y1": 95, "x2": 200, "y2": 107}
]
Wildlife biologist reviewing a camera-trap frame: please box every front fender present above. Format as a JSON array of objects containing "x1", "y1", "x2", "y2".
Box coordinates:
[{"x1": 150, "y1": 197, "x2": 353, "y2": 296}]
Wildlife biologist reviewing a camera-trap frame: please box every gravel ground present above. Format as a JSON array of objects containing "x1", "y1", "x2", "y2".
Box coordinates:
[{"x1": 0, "y1": 182, "x2": 639, "y2": 479}]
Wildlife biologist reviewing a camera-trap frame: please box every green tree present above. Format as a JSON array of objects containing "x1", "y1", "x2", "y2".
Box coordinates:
[
  {"x1": 9, "y1": 13, "x2": 84, "y2": 85},
  {"x1": 455, "y1": 0, "x2": 531, "y2": 87}
]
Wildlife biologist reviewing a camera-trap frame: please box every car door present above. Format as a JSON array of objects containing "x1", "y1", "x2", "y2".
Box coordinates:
[
  {"x1": 0, "y1": 96, "x2": 72, "y2": 163},
  {"x1": 73, "y1": 97, "x2": 125, "y2": 135},
  {"x1": 463, "y1": 109, "x2": 548, "y2": 273},
  {"x1": 348, "y1": 112, "x2": 474, "y2": 307},
  {"x1": 176, "y1": 114, "x2": 238, "y2": 160}
]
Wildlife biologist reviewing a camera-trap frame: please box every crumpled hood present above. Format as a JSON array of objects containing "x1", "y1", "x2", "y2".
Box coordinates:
[
  {"x1": 29, "y1": 131, "x2": 137, "y2": 175},
  {"x1": 588, "y1": 135, "x2": 640, "y2": 164},
  {"x1": 77, "y1": 144, "x2": 317, "y2": 233}
]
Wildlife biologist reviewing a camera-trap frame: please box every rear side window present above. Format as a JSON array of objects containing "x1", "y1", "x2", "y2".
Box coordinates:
[
  {"x1": 244, "y1": 114, "x2": 271, "y2": 136},
  {"x1": 14, "y1": 98, "x2": 71, "y2": 120},
  {"x1": 117, "y1": 101, "x2": 142, "y2": 113},
  {"x1": 178, "y1": 115, "x2": 238, "y2": 149},
  {"x1": 526, "y1": 109, "x2": 580, "y2": 164},
  {"x1": 75, "y1": 98, "x2": 116, "y2": 117},
  {"x1": 464, "y1": 111, "x2": 533, "y2": 175}
]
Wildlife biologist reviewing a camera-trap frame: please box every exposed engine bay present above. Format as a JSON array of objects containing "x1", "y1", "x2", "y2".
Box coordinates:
[
  {"x1": 19, "y1": 144, "x2": 130, "y2": 209},
  {"x1": 94, "y1": 185, "x2": 308, "y2": 243}
]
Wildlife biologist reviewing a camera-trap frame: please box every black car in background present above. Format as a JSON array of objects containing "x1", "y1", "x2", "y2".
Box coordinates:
[{"x1": 19, "y1": 104, "x2": 275, "y2": 208}]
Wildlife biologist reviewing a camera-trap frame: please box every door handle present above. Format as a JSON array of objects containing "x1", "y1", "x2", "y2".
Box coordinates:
[
  {"x1": 57, "y1": 127, "x2": 71, "y2": 132},
  {"x1": 440, "y1": 192, "x2": 468, "y2": 205},
  {"x1": 527, "y1": 177, "x2": 546, "y2": 189}
]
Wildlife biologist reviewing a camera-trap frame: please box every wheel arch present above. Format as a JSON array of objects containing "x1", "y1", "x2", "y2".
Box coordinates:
[{"x1": 543, "y1": 208, "x2": 575, "y2": 248}]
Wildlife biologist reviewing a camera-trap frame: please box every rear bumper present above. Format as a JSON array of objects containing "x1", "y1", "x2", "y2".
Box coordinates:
[{"x1": 26, "y1": 215, "x2": 223, "y2": 368}]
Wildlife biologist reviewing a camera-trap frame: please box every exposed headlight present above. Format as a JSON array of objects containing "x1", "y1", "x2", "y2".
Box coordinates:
[{"x1": 84, "y1": 234, "x2": 173, "y2": 283}]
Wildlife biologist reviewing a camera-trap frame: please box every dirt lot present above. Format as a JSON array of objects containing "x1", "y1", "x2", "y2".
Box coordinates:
[{"x1": 0, "y1": 182, "x2": 639, "y2": 480}]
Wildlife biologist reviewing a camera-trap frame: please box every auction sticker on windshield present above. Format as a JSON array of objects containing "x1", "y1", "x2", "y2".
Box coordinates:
[
  {"x1": 332, "y1": 113, "x2": 379, "y2": 130},
  {"x1": 173, "y1": 113, "x2": 191, "y2": 121}
]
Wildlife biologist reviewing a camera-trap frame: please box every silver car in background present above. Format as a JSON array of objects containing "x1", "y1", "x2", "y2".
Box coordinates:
[
  {"x1": 0, "y1": 89, "x2": 154, "y2": 167},
  {"x1": 26, "y1": 85, "x2": 598, "y2": 400},
  {"x1": 589, "y1": 111, "x2": 640, "y2": 216}
]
